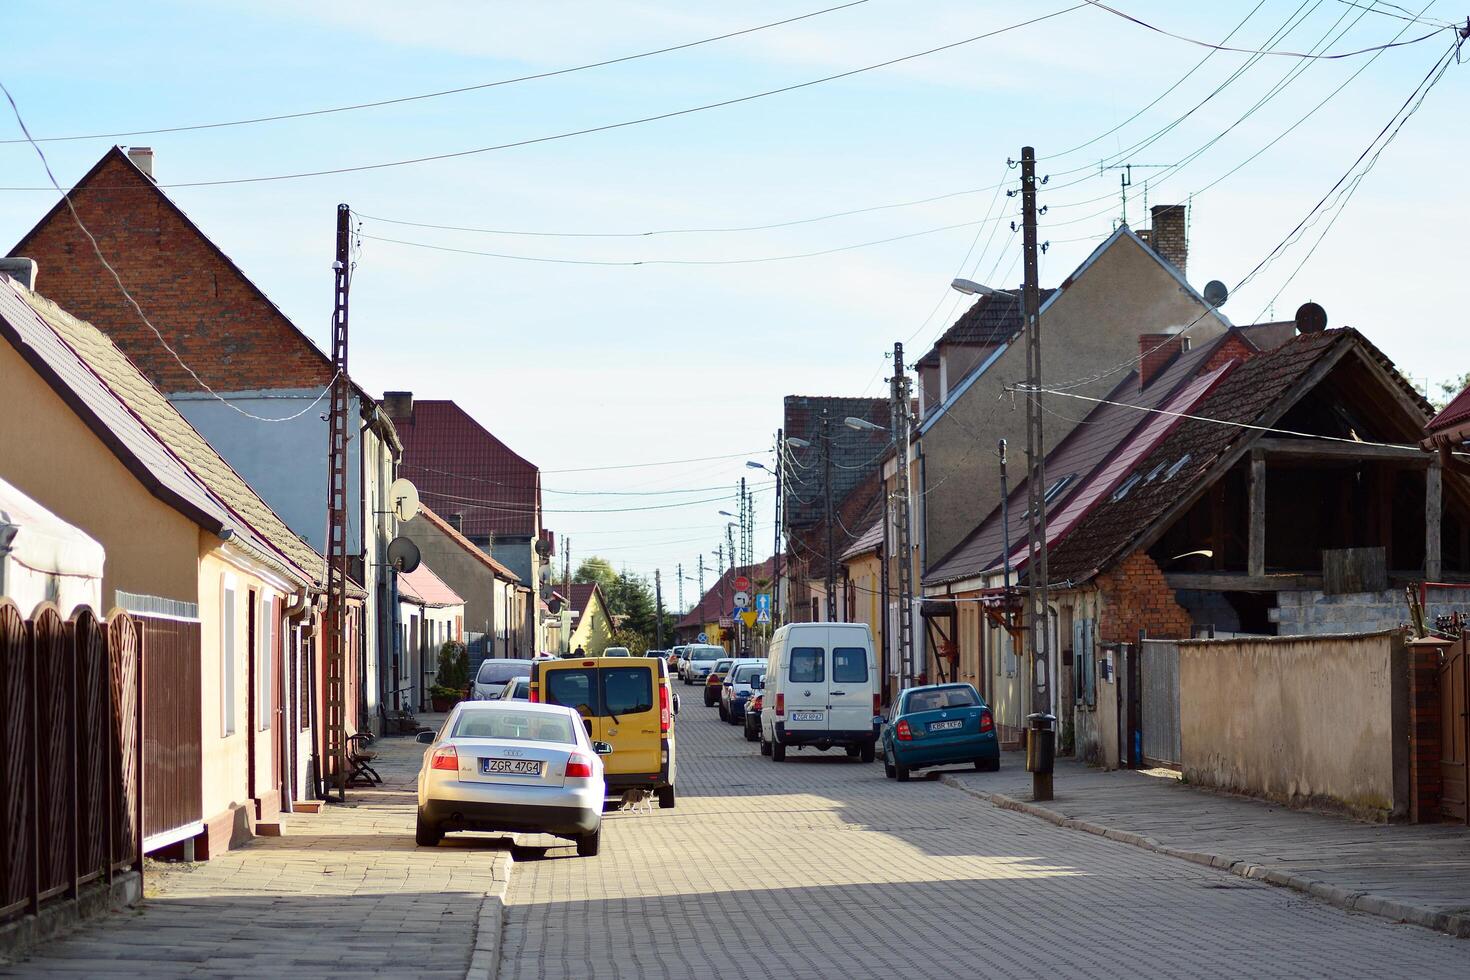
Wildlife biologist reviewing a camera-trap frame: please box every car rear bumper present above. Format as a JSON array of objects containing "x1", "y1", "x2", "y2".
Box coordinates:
[
  {"x1": 774, "y1": 723, "x2": 876, "y2": 747},
  {"x1": 421, "y1": 798, "x2": 599, "y2": 837},
  {"x1": 893, "y1": 734, "x2": 999, "y2": 767}
]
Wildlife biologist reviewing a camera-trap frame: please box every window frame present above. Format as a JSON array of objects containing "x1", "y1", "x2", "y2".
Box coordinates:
[
  {"x1": 257, "y1": 591, "x2": 273, "y2": 732},
  {"x1": 831, "y1": 646, "x2": 868, "y2": 684},
  {"x1": 221, "y1": 576, "x2": 237, "y2": 737},
  {"x1": 789, "y1": 646, "x2": 825, "y2": 684}
]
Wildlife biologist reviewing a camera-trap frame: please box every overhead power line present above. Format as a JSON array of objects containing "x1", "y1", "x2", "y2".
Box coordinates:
[
  {"x1": 0, "y1": 4, "x2": 1087, "y2": 190},
  {"x1": 0, "y1": 1, "x2": 872, "y2": 145},
  {"x1": 542, "y1": 449, "x2": 767, "y2": 474}
]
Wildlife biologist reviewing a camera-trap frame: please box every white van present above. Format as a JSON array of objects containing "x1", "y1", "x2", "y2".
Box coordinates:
[{"x1": 760, "y1": 623, "x2": 879, "y2": 763}]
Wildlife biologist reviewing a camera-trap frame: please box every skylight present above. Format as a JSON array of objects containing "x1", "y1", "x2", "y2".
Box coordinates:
[{"x1": 1110, "y1": 473, "x2": 1142, "y2": 502}]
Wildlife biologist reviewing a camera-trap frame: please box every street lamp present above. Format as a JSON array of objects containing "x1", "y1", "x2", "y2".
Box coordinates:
[
  {"x1": 746, "y1": 460, "x2": 773, "y2": 473},
  {"x1": 785, "y1": 436, "x2": 812, "y2": 449},
  {"x1": 845, "y1": 416, "x2": 885, "y2": 433},
  {"x1": 951, "y1": 278, "x2": 1016, "y2": 298}
]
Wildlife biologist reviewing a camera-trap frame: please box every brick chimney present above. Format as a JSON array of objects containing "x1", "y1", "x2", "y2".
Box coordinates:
[
  {"x1": 381, "y1": 391, "x2": 413, "y2": 419},
  {"x1": 1140, "y1": 333, "x2": 1190, "y2": 388},
  {"x1": 127, "y1": 146, "x2": 155, "y2": 180},
  {"x1": 1149, "y1": 204, "x2": 1187, "y2": 276}
]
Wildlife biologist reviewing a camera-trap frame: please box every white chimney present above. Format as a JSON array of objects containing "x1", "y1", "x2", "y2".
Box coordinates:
[
  {"x1": 0, "y1": 257, "x2": 37, "y2": 290},
  {"x1": 127, "y1": 146, "x2": 154, "y2": 180}
]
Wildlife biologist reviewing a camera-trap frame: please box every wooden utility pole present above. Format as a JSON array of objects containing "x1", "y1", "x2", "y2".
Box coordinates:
[
  {"x1": 322, "y1": 203, "x2": 352, "y2": 802},
  {"x1": 890, "y1": 342, "x2": 915, "y2": 687}
]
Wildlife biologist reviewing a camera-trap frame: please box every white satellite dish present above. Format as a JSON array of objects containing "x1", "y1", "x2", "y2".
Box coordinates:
[{"x1": 389, "y1": 478, "x2": 420, "y2": 522}]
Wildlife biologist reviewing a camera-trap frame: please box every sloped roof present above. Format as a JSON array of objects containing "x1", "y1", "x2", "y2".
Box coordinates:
[
  {"x1": 0, "y1": 473, "x2": 105, "y2": 580},
  {"x1": 840, "y1": 514, "x2": 883, "y2": 561},
  {"x1": 414, "y1": 504, "x2": 520, "y2": 582},
  {"x1": 937, "y1": 287, "x2": 1058, "y2": 349},
  {"x1": 0, "y1": 278, "x2": 319, "y2": 588},
  {"x1": 390, "y1": 399, "x2": 540, "y2": 538},
  {"x1": 1426, "y1": 386, "x2": 1470, "y2": 445},
  {"x1": 398, "y1": 563, "x2": 464, "y2": 608},
  {"x1": 782, "y1": 396, "x2": 890, "y2": 531},
  {"x1": 677, "y1": 557, "x2": 777, "y2": 629}
]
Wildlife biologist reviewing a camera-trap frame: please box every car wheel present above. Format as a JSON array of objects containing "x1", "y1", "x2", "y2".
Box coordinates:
[
  {"x1": 883, "y1": 746, "x2": 896, "y2": 779},
  {"x1": 414, "y1": 810, "x2": 443, "y2": 847},
  {"x1": 718, "y1": 703, "x2": 729, "y2": 722},
  {"x1": 760, "y1": 737, "x2": 772, "y2": 756},
  {"x1": 576, "y1": 826, "x2": 601, "y2": 857},
  {"x1": 844, "y1": 745, "x2": 860, "y2": 758},
  {"x1": 975, "y1": 756, "x2": 1000, "y2": 772},
  {"x1": 771, "y1": 740, "x2": 786, "y2": 762},
  {"x1": 744, "y1": 723, "x2": 758, "y2": 742},
  {"x1": 860, "y1": 742, "x2": 876, "y2": 764},
  {"x1": 895, "y1": 758, "x2": 912, "y2": 782},
  {"x1": 657, "y1": 785, "x2": 676, "y2": 809}
]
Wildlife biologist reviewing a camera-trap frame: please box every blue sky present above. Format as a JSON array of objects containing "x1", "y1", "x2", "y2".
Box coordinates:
[{"x1": 2, "y1": 1, "x2": 1465, "y2": 608}]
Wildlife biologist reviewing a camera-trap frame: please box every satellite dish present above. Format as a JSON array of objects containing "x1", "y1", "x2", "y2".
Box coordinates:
[
  {"x1": 535, "y1": 538, "x2": 552, "y2": 558},
  {"x1": 1295, "y1": 301, "x2": 1328, "y2": 333},
  {"x1": 1203, "y1": 280, "x2": 1229, "y2": 308},
  {"x1": 389, "y1": 478, "x2": 420, "y2": 522},
  {"x1": 386, "y1": 536, "x2": 421, "y2": 573}
]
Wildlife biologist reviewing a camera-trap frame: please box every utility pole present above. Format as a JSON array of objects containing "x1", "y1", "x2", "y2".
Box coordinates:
[
  {"x1": 1021, "y1": 145, "x2": 1055, "y2": 801},
  {"x1": 698, "y1": 554, "x2": 705, "y2": 602},
  {"x1": 822, "y1": 409, "x2": 837, "y2": 622},
  {"x1": 322, "y1": 203, "x2": 352, "y2": 803},
  {"x1": 890, "y1": 342, "x2": 915, "y2": 689},
  {"x1": 654, "y1": 569, "x2": 665, "y2": 650},
  {"x1": 676, "y1": 562, "x2": 684, "y2": 618},
  {"x1": 739, "y1": 477, "x2": 748, "y2": 572},
  {"x1": 773, "y1": 428, "x2": 783, "y2": 627}
]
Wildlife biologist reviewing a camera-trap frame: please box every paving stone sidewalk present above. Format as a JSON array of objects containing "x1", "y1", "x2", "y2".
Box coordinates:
[
  {"x1": 1, "y1": 732, "x2": 510, "y2": 979},
  {"x1": 940, "y1": 751, "x2": 1470, "y2": 936}
]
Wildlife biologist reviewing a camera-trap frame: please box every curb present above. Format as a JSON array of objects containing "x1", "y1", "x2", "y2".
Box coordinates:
[
  {"x1": 465, "y1": 851, "x2": 513, "y2": 980},
  {"x1": 937, "y1": 774, "x2": 1470, "y2": 939}
]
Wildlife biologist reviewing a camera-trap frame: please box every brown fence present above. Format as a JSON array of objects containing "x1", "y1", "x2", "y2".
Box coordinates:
[
  {"x1": 0, "y1": 601, "x2": 143, "y2": 927},
  {"x1": 138, "y1": 617, "x2": 202, "y2": 845}
]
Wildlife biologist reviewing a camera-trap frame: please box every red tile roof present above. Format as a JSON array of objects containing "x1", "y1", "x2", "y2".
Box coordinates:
[
  {"x1": 398, "y1": 563, "x2": 464, "y2": 608},
  {"x1": 389, "y1": 399, "x2": 541, "y2": 538},
  {"x1": 1427, "y1": 385, "x2": 1470, "y2": 444},
  {"x1": 676, "y1": 557, "x2": 777, "y2": 629}
]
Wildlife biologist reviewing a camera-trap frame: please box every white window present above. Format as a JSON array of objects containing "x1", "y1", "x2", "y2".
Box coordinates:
[
  {"x1": 258, "y1": 593, "x2": 273, "y2": 732},
  {"x1": 222, "y1": 579, "x2": 237, "y2": 736}
]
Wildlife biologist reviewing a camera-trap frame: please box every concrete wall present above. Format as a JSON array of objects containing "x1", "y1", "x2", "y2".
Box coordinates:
[
  {"x1": 918, "y1": 233, "x2": 1228, "y2": 564},
  {"x1": 1271, "y1": 587, "x2": 1470, "y2": 635},
  {"x1": 1179, "y1": 631, "x2": 1409, "y2": 820}
]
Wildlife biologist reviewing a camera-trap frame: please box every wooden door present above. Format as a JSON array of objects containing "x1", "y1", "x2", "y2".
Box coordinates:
[{"x1": 1441, "y1": 638, "x2": 1468, "y2": 823}]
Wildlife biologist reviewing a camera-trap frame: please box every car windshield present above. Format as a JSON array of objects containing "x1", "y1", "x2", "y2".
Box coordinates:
[
  {"x1": 732, "y1": 666, "x2": 764, "y2": 683},
  {"x1": 907, "y1": 688, "x2": 979, "y2": 712},
  {"x1": 714, "y1": 660, "x2": 733, "y2": 672},
  {"x1": 477, "y1": 660, "x2": 532, "y2": 684},
  {"x1": 504, "y1": 680, "x2": 530, "y2": 699},
  {"x1": 452, "y1": 709, "x2": 577, "y2": 744},
  {"x1": 690, "y1": 647, "x2": 722, "y2": 662}
]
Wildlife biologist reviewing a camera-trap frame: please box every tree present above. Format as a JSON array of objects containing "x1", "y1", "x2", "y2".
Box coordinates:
[
  {"x1": 1431, "y1": 372, "x2": 1470, "y2": 412},
  {"x1": 573, "y1": 557, "x2": 617, "y2": 591},
  {"x1": 608, "y1": 628, "x2": 648, "y2": 655},
  {"x1": 605, "y1": 571, "x2": 657, "y2": 641}
]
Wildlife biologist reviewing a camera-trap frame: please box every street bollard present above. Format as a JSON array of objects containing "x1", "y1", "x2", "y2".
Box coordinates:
[{"x1": 1025, "y1": 712, "x2": 1056, "y2": 801}]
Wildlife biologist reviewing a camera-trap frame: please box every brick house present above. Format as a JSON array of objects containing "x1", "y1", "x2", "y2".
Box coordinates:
[
  {"x1": 924, "y1": 320, "x2": 1470, "y2": 762},
  {"x1": 7, "y1": 146, "x2": 402, "y2": 731}
]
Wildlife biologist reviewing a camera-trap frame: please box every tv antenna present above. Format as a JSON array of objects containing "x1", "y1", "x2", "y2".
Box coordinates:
[{"x1": 1099, "y1": 162, "x2": 1171, "y2": 226}]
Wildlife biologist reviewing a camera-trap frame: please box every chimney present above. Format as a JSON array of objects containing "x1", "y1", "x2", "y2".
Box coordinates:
[
  {"x1": 381, "y1": 391, "x2": 414, "y2": 419},
  {"x1": 127, "y1": 146, "x2": 155, "y2": 180},
  {"x1": 0, "y1": 257, "x2": 37, "y2": 290},
  {"x1": 447, "y1": 513, "x2": 463, "y2": 533},
  {"x1": 1149, "y1": 204, "x2": 1187, "y2": 276},
  {"x1": 1140, "y1": 333, "x2": 1190, "y2": 389}
]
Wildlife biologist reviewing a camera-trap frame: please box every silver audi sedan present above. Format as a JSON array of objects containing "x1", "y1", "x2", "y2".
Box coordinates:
[{"x1": 415, "y1": 700, "x2": 611, "y2": 856}]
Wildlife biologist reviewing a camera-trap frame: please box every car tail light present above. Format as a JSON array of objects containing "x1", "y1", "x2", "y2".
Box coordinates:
[
  {"x1": 873, "y1": 693, "x2": 882, "y2": 716},
  {"x1": 979, "y1": 710, "x2": 994, "y2": 733},
  {"x1": 529, "y1": 687, "x2": 540, "y2": 703},
  {"x1": 706, "y1": 674, "x2": 720, "y2": 686},
  {"x1": 430, "y1": 745, "x2": 459, "y2": 771},
  {"x1": 659, "y1": 685, "x2": 670, "y2": 733},
  {"x1": 565, "y1": 755, "x2": 594, "y2": 778},
  {"x1": 775, "y1": 693, "x2": 784, "y2": 716},
  {"x1": 752, "y1": 696, "x2": 763, "y2": 711},
  {"x1": 895, "y1": 720, "x2": 913, "y2": 741}
]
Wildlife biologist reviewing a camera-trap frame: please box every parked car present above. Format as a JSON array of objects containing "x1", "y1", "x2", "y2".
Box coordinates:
[
  {"x1": 721, "y1": 661, "x2": 766, "y2": 724},
  {"x1": 744, "y1": 694, "x2": 763, "y2": 742},
  {"x1": 670, "y1": 645, "x2": 689, "y2": 677},
  {"x1": 761, "y1": 622, "x2": 879, "y2": 763},
  {"x1": 472, "y1": 658, "x2": 534, "y2": 701},
  {"x1": 603, "y1": 646, "x2": 631, "y2": 657},
  {"x1": 495, "y1": 676, "x2": 531, "y2": 701},
  {"x1": 880, "y1": 683, "x2": 999, "y2": 781},
  {"x1": 414, "y1": 700, "x2": 612, "y2": 856},
  {"x1": 683, "y1": 645, "x2": 725, "y2": 686},
  {"x1": 531, "y1": 655, "x2": 677, "y2": 808},
  {"x1": 704, "y1": 658, "x2": 736, "y2": 706}
]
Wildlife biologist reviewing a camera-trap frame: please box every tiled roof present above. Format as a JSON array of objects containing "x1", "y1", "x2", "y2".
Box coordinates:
[
  {"x1": 1427, "y1": 385, "x2": 1470, "y2": 443},
  {"x1": 782, "y1": 396, "x2": 890, "y2": 531},
  {"x1": 840, "y1": 515, "x2": 883, "y2": 561},
  {"x1": 676, "y1": 557, "x2": 777, "y2": 629},
  {"x1": 414, "y1": 505, "x2": 520, "y2": 582},
  {"x1": 0, "y1": 279, "x2": 320, "y2": 588},
  {"x1": 943, "y1": 288, "x2": 1057, "y2": 347},
  {"x1": 398, "y1": 563, "x2": 464, "y2": 608},
  {"x1": 390, "y1": 400, "x2": 540, "y2": 538}
]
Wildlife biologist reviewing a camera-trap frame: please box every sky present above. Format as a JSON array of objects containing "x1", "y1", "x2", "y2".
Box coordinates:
[{"x1": 2, "y1": 1, "x2": 1466, "y2": 613}]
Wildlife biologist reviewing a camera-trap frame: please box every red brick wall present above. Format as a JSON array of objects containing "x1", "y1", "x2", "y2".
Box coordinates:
[
  {"x1": 11, "y1": 149, "x2": 332, "y2": 393},
  {"x1": 1407, "y1": 638, "x2": 1448, "y2": 823},
  {"x1": 1204, "y1": 332, "x2": 1256, "y2": 371},
  {"x1": 1096, "y1": 551, "x2": 1194, "y2": 643}
]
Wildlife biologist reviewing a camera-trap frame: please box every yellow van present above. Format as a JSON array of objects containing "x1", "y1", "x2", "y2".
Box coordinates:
[{"x1": 530, "y1": 655, "x2": 677, "y2": 807}]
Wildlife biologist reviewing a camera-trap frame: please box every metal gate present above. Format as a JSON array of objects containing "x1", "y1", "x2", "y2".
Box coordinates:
[
  {"x1": 1140, "y1": 640, "x2": 1181, "y2": 769},
  {"x1": 1441, "y1": 636, "x2": 1468, "y2": 823},
  {"x1": 136, "y1": 616, "x2": 203, "y2": 851}
]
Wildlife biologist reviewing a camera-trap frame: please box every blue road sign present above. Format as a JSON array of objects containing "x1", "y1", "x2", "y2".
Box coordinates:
[
  {"x1": 755, "y1": 593, "x2": 771, "y2": 612},
  {"x1": 756, "y1": 609, "x2": 772, "y2": 624},
  {"x1": 697, "y1": 632, "x2": 708, "y2": 643}
]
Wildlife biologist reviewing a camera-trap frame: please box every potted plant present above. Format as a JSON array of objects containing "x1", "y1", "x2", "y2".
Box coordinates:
[
  {"x1": 429, "y1": 683, "x2": 460, "y2": 712},
  {"x1": 432, "y1": 639, "x2": 469, "y2": 711}
]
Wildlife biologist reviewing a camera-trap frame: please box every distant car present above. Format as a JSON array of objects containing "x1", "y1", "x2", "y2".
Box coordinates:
[
  {"x1": 414, "y1": 700, "x2": 612, "y2": 856},
  {"x1": 683, "y1": 645, "x2": 725, "y2": 686},
  {"x1": 704, "y1": 658, "x2": 736, "y2": 706},
  {"x1": 495, "y1": 677, "x2": 531, "y2": 701},
  {"x1": 472, "y1": 658, "x2": 534, "y2": 701},
  {"x1": 744, "y1": 694, "x2": 763, "y2": 743},
  {"x1": 721, "y1": 662, "x2": 766, "y2": 724},
  {"x1": 603, "y1": 646, "x2": 631, "y2": 657},
  {"x1": 880, "y1": 683, "x2": 1000, "y2": 781}
]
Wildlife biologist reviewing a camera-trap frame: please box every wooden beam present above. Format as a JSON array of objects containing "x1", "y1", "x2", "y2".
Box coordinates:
[
  {"x1": 1165, "y1": 572, "x2": 1323, "y2": 591},
  {"x1": 1248, "y1": 450, "x2": 1266, "y2": 578},
  {"x1": 1427, "y1": 460, "x2": 1443, "y2": 581},
  {"x1": 1254, "y1": 436, "x2": 1428, "y2": 464}
]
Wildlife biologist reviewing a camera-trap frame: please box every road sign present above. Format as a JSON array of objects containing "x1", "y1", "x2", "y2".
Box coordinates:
[
  {"x1": 755, "y1": 593, "x2": 771, "y2": 612},
  {"x1": 756, "y1": 609, "x2": 771, "y2": 624},
  {"x1": 718, "y1": 618, "x2": 735, "y2": 629},
  {"x1": 733, "y1": 590, "x2": 751, "y2": 609},
  {"x1": 697, "y1": 632, "x2": 708, "y2": 643},
  {"x1": 733, "y1": 575, "x2": 751, "y2": 592},
  {"x1": 740, "y1": 611, "x2": 758, "y2": 628}
]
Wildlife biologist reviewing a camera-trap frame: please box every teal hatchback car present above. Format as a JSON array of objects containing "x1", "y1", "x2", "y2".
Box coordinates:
[{"x1": 881, "y1": 683, "x2": 1000, "y2": 781}]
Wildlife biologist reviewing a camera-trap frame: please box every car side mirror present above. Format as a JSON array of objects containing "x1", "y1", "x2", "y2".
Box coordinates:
[
  {"x1": 415, "y1": 730, "x2": 435, "y2": 745},
  {"x1": 592, "y1": 740, "x2": 614, "y2": 755}
]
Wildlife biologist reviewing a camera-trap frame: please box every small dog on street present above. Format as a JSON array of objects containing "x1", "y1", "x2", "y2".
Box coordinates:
[{"x1": 619, "y1": 788, "x2": 654, "y2": 814}]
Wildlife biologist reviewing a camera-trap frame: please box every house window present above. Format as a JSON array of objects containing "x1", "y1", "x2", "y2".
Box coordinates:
[
  {"x1": 1163, "y1": 454, "x2": 1192, "y2": 481},
  {"x1": 1002, "y1": 627, "x2": 1017, "y2": 677},
  {"x1": 1043, "y1": 474, "x2": 1075, "y2": 504},
  {"x1": 222, "y1": 579, "x2": 237, "y2": 736},
  {"x1": 1072, "y1": 617, "x2": 1096, "y2": 708},
  {"x1": 258, "y1": 594, "x2": 273, "y2": 732}
]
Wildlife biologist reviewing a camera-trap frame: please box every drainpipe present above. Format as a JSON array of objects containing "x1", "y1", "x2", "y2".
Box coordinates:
[{"x1": 0, "y1": 523, "x2": 16, "y2": 600}]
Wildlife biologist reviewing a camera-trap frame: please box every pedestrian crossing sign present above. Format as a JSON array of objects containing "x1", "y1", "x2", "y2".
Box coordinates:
[{"x1": 756, "y1": 609, "x2": 771, "y2": 624}]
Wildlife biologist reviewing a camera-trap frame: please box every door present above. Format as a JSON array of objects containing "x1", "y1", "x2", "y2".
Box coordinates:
[
  {"x1": 828, "y1": 639, "x2": 874, "y2": 733},
  {"x1": 599, "y1": 664, "x2": 659, "y2": 777},
  {"x1": 785, "y1": 643, "x2": 829, "y2": 734},
  {"x1": 1441, "y1": 638, "x2": 1468, "y2": 823}
]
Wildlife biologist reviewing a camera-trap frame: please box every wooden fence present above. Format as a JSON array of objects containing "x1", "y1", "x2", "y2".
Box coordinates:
[{"x1": 0, "y1": 601, "x2": 143, "y2": 927}]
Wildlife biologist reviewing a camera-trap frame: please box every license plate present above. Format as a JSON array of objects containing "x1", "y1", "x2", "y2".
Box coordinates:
[
  {"x1": 481, "y1": 758, "x2": 542, "y2": 776},
  {"x1": 790, "y1": 711, "x2": 824, "y2": 721},
  {"x1": 929, "y1": 720, "x2": 963, "y2": 732}
]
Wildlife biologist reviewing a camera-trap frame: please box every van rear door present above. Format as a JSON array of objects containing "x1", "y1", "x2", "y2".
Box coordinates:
[
  {"x1": 784, "y1": 641, "x2": 829, "y2": 734},
  {"x1": 827, "y1": 640, "x2": 874, "y2": 732},
  {"x1": 599, "y1": 663, "x2": 660, "y2": 778}
]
